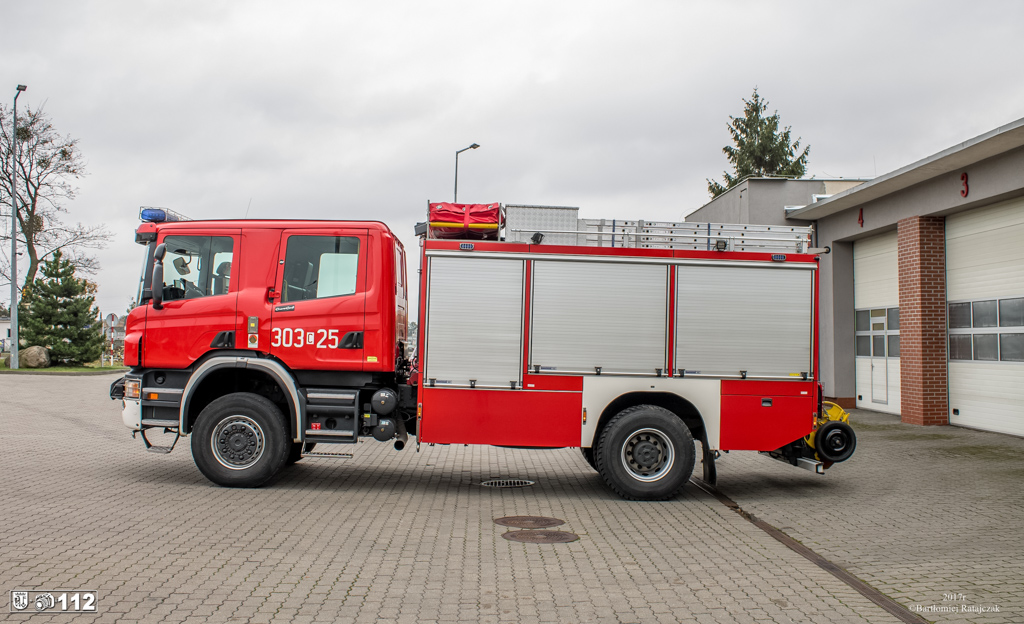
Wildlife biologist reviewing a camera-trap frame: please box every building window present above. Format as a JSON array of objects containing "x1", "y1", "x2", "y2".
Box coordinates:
[
  {"x1": 948, "y1": 302, "x2": 972, "y2": 328},
  {"x1": 949, "y1": 334, "x2": 973, "y2": 360},
  {"x1": 973, "y1": 334, "x2": 998, "y2": 360},
  {"x1": 972, "y1": 300, "x2": 998, "y2": 328},
  {"x1": 855, "y1": 307, "x2": 899, "y2": 358},
  {"x1": 948, "y1": 297, "x2": 1024, "y2": 363},
  {"x1": 999, "y1": 298, "x2": 1024, "y2": 327},
  {"x1": 1000, "y1": 334, "x2": 1024, "y2": 362}
]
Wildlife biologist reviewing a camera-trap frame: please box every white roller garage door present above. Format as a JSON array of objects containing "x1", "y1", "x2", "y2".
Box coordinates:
[
  {"x1": 853, "y1": 230, "x2": 901, "y2": 415},
  {"x1": 946, "y1": 197, "x2": 1024, "y2": 436}
]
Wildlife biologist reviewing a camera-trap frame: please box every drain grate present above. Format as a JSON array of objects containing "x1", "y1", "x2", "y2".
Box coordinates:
[
  {"x1": 502, "y1": 530, "x2": 579, "y2": 544},
  {"x1": 480, "y1": 479, "x2": 535, "y2": 488},
  {"x1": 494, "y1": 516, "x2": 564, "y2": 529}
]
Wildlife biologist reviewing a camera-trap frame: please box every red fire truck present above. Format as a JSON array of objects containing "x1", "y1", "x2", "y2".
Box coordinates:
[{"x1": 110, "y1": 204, "x2": 856, "y2": 500}]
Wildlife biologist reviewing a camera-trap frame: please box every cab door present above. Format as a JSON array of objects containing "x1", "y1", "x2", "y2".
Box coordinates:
[
  {"x1": 270, "y1": 228, "x2": 368, "y2": 371},
  {"x1": 144, "y1": 231, "x2": 239, "y2": 369}
]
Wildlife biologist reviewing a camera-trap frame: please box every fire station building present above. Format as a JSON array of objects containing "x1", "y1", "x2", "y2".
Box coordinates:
[{"x1": 687, "y1": 117, "x2": 1024, "y2": 436}]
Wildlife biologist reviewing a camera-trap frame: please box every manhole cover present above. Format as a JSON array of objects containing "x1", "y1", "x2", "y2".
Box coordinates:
[
  {"x1": 494, "y1": 516, "x2": 564, "y2": 529},
  {"x1": 502, "y1": 530, "x2": 579, "y2": 544},
  {"x1": 480, "y1": 479, "x2": 535, "y2": 488}
]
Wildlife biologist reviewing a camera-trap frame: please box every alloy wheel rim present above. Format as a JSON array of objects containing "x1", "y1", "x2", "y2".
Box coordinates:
[
  {"x1": 621, "y1": 428, "x2": 675, "y2": 482},
  {"x1": 212, "y1": 416, "x2": 266, "y2": 470}
]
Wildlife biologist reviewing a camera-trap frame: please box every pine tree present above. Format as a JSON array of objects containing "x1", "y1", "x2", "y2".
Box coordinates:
[
  {"x1": 707, "y1": 88, "x2": 810, "y2": 198},
  {"x1": 19, "y1": 250, "x2": 104, "y2": 365}
]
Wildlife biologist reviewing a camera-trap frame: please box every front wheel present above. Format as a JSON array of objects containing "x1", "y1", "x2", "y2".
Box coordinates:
[
  {"x1": 191, "y1": 392, "x2": 290, "y2": 487},
  {"x1": 594, "y1": 405, "x2": 695, "y2": 501}
]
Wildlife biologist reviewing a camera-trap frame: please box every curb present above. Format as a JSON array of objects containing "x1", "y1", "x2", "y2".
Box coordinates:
[{"x1": 0, "y1": 369, "x2": 127, "y2": 376}]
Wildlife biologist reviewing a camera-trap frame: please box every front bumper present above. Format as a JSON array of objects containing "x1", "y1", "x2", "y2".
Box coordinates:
[
  {"x1": 122, "y1": 398, "x2": 142, "y2": 431},
  {"x1": 110, "y1": 375, "x2": 142, "y2": 431}
]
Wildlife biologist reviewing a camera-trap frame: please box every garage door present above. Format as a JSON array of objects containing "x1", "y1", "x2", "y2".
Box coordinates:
[
  {"x1": 946, "y1": 197, "x2": 1024, "y2": 436},
  {"x1": 853, "y1": 230, "x2": 901, "y2": 415}
]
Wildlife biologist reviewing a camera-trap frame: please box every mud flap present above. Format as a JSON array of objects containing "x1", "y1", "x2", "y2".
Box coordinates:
[{"x1": 701, "y1": 441, "x2": 717, "y2": 486}]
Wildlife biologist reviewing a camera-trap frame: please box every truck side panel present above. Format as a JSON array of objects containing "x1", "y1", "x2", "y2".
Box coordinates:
[
  {"x1": 719, "y1": 380, "x2": 816, "y2": 450},
  {"x1": 420, "y1": 388, "x2": 581, "y2": 446},
  {"x1": 418, "y1": 240, "x2": 820, "y2": 452}
]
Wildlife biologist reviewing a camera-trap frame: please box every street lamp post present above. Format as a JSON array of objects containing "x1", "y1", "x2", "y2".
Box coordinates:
[
  {"x1": 454, "y1": 143, "x2": 479, "y2": 203},
  {"x1": 10, "y1": 84, "x2": 26, "y2": 370}
]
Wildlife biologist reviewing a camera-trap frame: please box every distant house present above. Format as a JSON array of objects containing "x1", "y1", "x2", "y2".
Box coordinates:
[{"x1": 0, "y1": 317, "x2": 10, "y2": 353}]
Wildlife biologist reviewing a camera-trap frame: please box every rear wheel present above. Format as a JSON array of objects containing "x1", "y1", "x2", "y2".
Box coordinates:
[
  {"x1": 595, "y1": 404, "x2": 695, "y2": 501},
  {"x1": 191, "y1": 392, "x2": 289, "y2": 487}
]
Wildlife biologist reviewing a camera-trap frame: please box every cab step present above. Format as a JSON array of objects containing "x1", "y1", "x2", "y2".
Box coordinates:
[
  {"x1": 302, "y1": 450, "x2": 354, "y2": 459},
  {"x1": 139, "y1": 428, "x2": 180, "y2": 454}
]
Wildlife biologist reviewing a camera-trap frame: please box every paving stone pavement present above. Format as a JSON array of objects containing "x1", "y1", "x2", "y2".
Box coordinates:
[
  {"x1": 714, "y1": 408, "x2": 1024, "y2": 624},
  {"x1": 0, "y1": 375, "x2": 1017, "y2": 623}
]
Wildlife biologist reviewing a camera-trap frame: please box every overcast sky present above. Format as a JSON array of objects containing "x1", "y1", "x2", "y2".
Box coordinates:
[{"x1": 2, "y1": 0, "x2": 1023, "y2": 317}]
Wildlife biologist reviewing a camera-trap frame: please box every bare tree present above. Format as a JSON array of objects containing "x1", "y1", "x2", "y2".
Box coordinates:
[{"x1": 0, "y1": 103, "x2": 110, "y2": 292}]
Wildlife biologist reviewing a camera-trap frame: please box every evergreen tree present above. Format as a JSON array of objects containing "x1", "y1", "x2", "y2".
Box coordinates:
[
  {"x1": 707, "y1": 88, "x2": 810, "y2": 198},
  {"x1": 19, "y1": 250, "x2": 103, "y2": 365}
]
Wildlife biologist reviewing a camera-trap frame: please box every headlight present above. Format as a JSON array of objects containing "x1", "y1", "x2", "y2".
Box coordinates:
[{"x1": 125, "y1": 378, "x2": 141, "y2": 400}]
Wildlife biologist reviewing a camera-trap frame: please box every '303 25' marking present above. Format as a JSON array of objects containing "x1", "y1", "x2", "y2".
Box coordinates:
[{"x1": 270, "y1": 327, "x2": 340, "y2": 349}]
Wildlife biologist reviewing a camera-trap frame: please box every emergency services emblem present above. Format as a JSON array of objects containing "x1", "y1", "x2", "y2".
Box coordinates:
[
  {"x1": 11, "y1": 591, "x2": 28, "y2": 611},
  {"x1": 247, "y1": 334, "x2": 258, "y2": 349}
]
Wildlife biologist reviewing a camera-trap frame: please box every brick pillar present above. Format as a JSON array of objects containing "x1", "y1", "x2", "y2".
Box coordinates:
[{"x1": 897, "y1": 216, "x2": 948, "y2": 425}]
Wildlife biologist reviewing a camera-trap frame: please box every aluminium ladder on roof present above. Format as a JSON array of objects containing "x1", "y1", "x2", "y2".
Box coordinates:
[{"x1": 577, "y1": 219, "x2": 814, "y2": 253}]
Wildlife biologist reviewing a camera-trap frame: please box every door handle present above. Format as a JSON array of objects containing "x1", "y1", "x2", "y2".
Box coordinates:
[{"x1": 338, "y1": 331, "x2": 363, "y2": 349}]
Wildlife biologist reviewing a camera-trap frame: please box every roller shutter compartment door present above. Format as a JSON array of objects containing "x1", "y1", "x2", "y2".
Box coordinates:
[
  {"x1": 946, "y1": 198, "x2": 1024, "y2": 436},
  {"x1": 675, "y1": 264, "x2": 813, "y2": 377},
  {"x1": 424, "y1": 256, "x2": 524, "y2": 388},
  {"x1": 531, "y1": 261, "x2": 667, "y2": 375}
]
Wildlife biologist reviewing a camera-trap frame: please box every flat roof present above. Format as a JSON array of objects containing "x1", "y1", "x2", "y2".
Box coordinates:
[{"x1": 788, "y1": 116, "x2": 1024, "y2": 220}]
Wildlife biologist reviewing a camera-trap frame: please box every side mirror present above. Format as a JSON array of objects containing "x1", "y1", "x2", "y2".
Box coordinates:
[
  {"x1": 173, "y1": 256, "x2": 191, "y2": 275},
  {"x1": 152, "y1": 243, "x2": 166, "y2": 310}
]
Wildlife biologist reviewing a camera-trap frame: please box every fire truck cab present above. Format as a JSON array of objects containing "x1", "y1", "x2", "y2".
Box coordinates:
[{"x1": 111, "y1": 205, "x2": 856, "y2": 501}]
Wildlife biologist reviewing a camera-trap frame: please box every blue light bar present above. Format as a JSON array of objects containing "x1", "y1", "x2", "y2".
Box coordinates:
[{"x1": 139, "y1": 206, "x2": 190, "y2": 223}]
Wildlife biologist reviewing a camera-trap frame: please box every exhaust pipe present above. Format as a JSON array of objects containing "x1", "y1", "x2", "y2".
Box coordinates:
[{"x1": 394, "y1": 417, "x2": 408, "y2": 451}]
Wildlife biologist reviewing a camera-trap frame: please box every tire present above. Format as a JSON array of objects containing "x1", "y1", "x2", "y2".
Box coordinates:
[
  {"x1": 191, "y1": 392, "x2": 290, "y2": 487},
  {"x1": 581, "y1": 446, "x2": 597, "y2": 471},
  {"x1": 815, "y1": 421, "x2": 856, "y2": 463},
  {"x1": 594, "y1": 404, "x2": 695, "y2": 501},
  {"x1": 286, "y1": 442, "x2": 316, "y2": 465}
]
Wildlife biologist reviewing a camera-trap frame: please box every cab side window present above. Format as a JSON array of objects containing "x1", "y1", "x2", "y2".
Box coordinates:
[
  {"x1": 161, "y1": 236, "x2": 234, "y2": 301},
  {"x1": 282, "y1": 236, "x2": 360, "y2": 303}
]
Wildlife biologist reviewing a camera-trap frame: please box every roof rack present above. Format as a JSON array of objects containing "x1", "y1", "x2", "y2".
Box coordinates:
[{"x1": 503, "y1": 205, "x2": 813, "y2": 253}]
